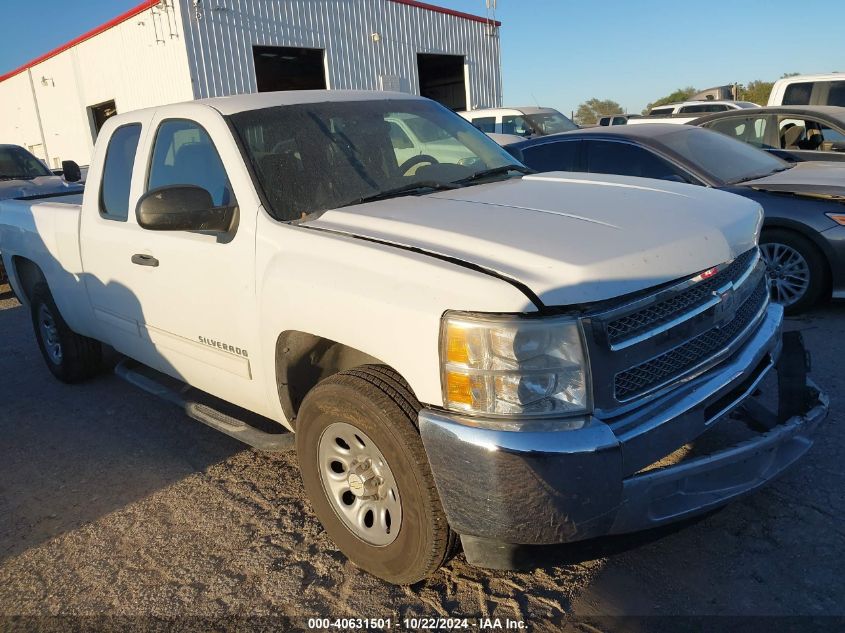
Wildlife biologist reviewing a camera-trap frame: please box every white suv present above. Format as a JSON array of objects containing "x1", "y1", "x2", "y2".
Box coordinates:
[{"x1": 458, "y1": 107, "x2": 578, "y2": 138}]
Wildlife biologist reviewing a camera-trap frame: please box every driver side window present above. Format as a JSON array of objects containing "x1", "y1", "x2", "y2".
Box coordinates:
[{"x1": 147, "y1": 119, "x2": 233, "y2": 207}]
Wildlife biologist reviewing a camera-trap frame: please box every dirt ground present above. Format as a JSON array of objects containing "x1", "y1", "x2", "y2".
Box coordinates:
[{"x1": 1, "y1": 282, "x2": 843, "y2": 630}]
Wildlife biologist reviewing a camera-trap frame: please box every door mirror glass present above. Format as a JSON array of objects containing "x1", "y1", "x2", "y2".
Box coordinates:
[
  {"x1": 62, "y1": 160, "x2": 82, "y2": 183},
  {"x1": 136, "y1": 185, "x2": 234, "y2": 232}
]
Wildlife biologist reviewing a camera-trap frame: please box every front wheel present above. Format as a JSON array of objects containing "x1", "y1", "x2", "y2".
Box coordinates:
[
  {"x1": 30, "y1": 283, "x2": 102, "y2": 383},
  {"x1": 760, "y1": 230, "x2": 827, "y2": 314},
  {"x1": 296, "y1": 365, "x2": 455, "y2": 584}
]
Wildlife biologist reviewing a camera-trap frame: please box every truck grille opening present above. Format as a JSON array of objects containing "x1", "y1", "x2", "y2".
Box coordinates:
[
  {"x1": 606, "y1": 248, "x2": 757, "y2": 346},
  {"x1": 614, "y1": 277, "x2": 768, "y2": 401}
]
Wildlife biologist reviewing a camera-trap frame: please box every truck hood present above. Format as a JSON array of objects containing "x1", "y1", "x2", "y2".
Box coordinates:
[
  {"x1": 307, "y1": 172, "x2": 762, "y2": 306},
  {"x1": 741, "y1": 161, "x2": 845, "y2": 197},
  {"x1": 0, "y1": 176, "x2": 82, "y2": 201}
]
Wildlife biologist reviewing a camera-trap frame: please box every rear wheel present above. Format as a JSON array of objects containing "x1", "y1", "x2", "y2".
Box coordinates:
[
  {"x1": 760, "y1": 229, "x2": 827, "y2": 314},
  {"x1": 296, "y1": 365, "x2": 455, "y2": 584},
  {"x1": 31, "y1": 283, "x2": 102, "y2": 383}
]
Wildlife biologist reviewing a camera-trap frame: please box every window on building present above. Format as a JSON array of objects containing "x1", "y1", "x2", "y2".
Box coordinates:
[
  {"x1": 89, "y1": 100, "x2": 118, "y2": 140},
  {"x1": 147, "y1": 120, "x2": 233, "y2": 207},
  {"x1": 471, "y1": 117, "x2": 496, "y2": 133},
  {"x1": 520, "y1": 141, "x2": 581, "y2": 173},
  {"x1": 253, "y1": 46, "x2": 327, "y2": 92},
  {"x1": 99, "y1": 124, "x2": 142, "y2": 221},
  {"x1": 417, "y1": 53, "x2": 467, "y2": 111},
  {"x1": 585, "y1": 140, "x2": 689, "y2": 181}
]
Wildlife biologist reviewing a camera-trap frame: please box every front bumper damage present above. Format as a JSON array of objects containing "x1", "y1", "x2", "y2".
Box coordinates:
[{"x1": 419, "y1": 304, "x2": 829, "y2": 569}]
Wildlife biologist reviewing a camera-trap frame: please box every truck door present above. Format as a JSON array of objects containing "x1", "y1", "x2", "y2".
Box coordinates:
[{"x1": 81, "y1": 107, "x2": 266, "y2": 415}]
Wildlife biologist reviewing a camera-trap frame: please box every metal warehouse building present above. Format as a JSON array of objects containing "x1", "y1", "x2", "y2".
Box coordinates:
[{"x1": 0, "y1": 0, "x2": 502, "y2": 167}]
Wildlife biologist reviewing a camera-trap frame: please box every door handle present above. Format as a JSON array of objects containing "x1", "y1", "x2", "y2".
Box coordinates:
[{"x1": 131, "y1": 254, "x2": 159, "y2": 267}]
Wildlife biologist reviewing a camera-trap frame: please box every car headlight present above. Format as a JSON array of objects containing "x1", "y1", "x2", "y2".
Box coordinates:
[{"x1": 440, "y1": 312, "x2": 590, "y2": 418}]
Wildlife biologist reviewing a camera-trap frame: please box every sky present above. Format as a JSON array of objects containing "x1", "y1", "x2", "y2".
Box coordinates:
[{"x1": 1, "y1": 0, "x2": 844, "y2": 115}]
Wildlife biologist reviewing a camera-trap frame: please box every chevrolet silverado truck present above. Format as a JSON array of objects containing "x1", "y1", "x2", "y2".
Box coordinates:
[{"x1": 0, "y1": 91, "x2": 829, "y2": 584}]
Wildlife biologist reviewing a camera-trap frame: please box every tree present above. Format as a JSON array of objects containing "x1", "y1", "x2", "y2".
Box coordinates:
[
  {"x1": 574, "y1": 98, "x2": 624, "y2": 126},
  {"x1": 642, "y1": 86, "x2": 697, "y2": 114},
  {"x1": 739, "y1": 79, "x2": 774, "y2": 105}
]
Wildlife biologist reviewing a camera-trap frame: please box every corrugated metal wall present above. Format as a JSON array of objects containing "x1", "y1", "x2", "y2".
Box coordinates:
[{"x1": 179, "y1": 0, "x2": 502, "y2": 108}]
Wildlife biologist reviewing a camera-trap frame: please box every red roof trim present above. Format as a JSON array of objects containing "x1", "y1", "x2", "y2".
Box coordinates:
[
  {"x1": 0, "y1": 0, "x2": 157, "y2": 83},
  {"x1": 387, "y1": 0, "x2": 501, "y2": 26},
  {"x1": 0, "y1": 0, "x2": 500, "y2": 84}
]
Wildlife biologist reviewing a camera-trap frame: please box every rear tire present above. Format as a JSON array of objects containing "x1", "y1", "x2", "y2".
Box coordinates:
[
  {"x1": 296, "y1": 365, "x2": 455, "y2": 584},
  {"x1": 760, "y1": 229, "x2": 827, "y2": 314},
  {"x1": 31, "y1": 283, "x2": 102, "y2": 383}
]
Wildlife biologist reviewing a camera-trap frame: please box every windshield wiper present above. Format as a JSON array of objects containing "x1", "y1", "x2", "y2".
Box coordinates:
[
  {"x1": 340, "y1": 180, "x2": 461, "y2": 208},
  {"x1": 728, "y1": 163, "x2": 795, "y2": 185},
  {"x1": 455, "y1": 164, "x2": 534, "y2": 185}
]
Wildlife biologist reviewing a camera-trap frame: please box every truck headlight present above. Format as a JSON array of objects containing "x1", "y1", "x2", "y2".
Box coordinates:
[{"x1": 440, "y1": 312, "x2": 590, "y2": 417}]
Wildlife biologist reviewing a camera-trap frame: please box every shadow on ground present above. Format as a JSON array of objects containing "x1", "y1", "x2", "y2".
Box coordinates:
[{"x1": 0, "y1": 297, "x2": 243, "y2": 562}]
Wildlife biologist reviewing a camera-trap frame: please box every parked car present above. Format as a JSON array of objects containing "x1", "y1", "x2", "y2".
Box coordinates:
[
  {"x1": 501, "y1": 124, "x2": 845, "y2": 312},
  {"x1": 0, "y1": 92, "x2": 828, "y2": 585},
  {"x1": 628, "y1": 100, "x2": 761, "y2": 126},
  {"x1": 0, "y1": 144, "x2": 84, "y2": 284},
  {"x1": 768, "y1": 73, "x2": 845, "y2": 107},
  {"x1": 691, "y1": 105, "x2": 845, "y2": 163},
  {"x1": 597, "y1": 114, "x2": 640, "y2": 126},
  {"x1": 458, "y1": 106, "x2": 578, "y2": 138}
]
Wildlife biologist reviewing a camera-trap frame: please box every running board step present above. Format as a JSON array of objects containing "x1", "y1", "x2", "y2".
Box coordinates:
[{"x1": 115, "y1": 359, "x2": 294, "y2": 452}]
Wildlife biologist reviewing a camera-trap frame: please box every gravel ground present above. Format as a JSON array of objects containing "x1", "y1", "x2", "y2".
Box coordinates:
[{"x1": 1, "y1": 283, "x2": 843, "y2": 630}]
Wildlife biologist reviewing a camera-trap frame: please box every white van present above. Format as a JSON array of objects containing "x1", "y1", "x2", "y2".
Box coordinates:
[{"x1": 768, "y1": 73, "x2": 845, "y2": 107}]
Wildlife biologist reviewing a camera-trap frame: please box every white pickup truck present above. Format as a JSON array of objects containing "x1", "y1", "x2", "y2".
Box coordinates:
[{"x1": 0, "y1": 91, "x2": 828, "y2": 584}]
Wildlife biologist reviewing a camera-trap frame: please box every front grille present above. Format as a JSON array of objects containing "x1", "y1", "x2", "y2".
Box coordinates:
[
  {"x1": 606, "y1": 248, "x2": 758, "y2": 345},
  {"x1": 614, "y1": 277, "x2": 768, "y2": 401}
]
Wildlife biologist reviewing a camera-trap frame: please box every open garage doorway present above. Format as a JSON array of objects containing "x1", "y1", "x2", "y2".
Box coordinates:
[
  {"x1": 416, "y1": 54, "x2": 467, "y2": 111},
  {"x1": 253, "y1": 46, "x2": 327, "y2": 92}
]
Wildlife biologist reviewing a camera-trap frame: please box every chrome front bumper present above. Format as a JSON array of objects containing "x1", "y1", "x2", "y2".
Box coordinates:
[{"x1": 419, "y1": 304, "x2": 829, "y2": 565}]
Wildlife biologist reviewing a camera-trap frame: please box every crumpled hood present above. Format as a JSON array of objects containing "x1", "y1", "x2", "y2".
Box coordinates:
[
  {"x1": 0, "y1": 176, "x2": 82, "y2": 201},
  {"x1": 307, "y1": 172, "x2": 762, "y2": 306},
  {"x1": 741, "y1": 161, "x2": 845, "y2": 197}
]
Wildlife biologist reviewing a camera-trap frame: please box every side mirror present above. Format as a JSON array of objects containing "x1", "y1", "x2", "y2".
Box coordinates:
[
  {"x1": 136, "y1": 185, "x2": 234, "y2": 232},
  {"x1": 831, "y1": 141, "x2": 845, "y2": 153},
  {"x1": 62, "y1": 160, "x2": 82, "y2": 183}
]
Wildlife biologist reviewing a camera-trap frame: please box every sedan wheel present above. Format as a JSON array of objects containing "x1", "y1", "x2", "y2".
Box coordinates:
[
  {"x1": 759, "y1": 229, "x2": 827, "y2": 314},
  {"x1": 760, "y1": 242, "x2": 810, "y2": 307}
]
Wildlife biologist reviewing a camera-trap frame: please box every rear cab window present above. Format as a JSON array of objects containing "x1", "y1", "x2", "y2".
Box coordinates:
[{"x1": 99, "y1": 124, "x2": 142, "y2": 221}]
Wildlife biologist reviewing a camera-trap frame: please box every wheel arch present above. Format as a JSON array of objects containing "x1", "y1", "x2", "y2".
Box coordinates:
[
  {"x1": 10, "y1": 256, "x2": 46, "y2": 305},
  {"x1": 275, "y1": 330, "x2": 404, "y2": 426}
]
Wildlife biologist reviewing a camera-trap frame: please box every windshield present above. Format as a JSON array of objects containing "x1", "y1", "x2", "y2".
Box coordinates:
[
  {"x1": 0, "y1": 146, "x2": 52, "y2": 180},
  {"x1": 228, "y1": 99, "x2": 522, "y2": 221},
  {"x1": 524, "y1": 111, "x2": 579, "y2": 135},
  {"x1": 658, "y1": 126, "x2": 790, "y2": 185}
]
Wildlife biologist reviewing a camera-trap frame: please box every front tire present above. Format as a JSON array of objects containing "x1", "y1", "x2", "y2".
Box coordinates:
[
  {"x1": 30, "y1": 283, "x2": 102, "y2": 383},
  {"x1": 296, "y1": 365, "x2": 455, "y2": 584},
  {"x1": 760, "y1": 229, "x2": 827, "y2": 314}
]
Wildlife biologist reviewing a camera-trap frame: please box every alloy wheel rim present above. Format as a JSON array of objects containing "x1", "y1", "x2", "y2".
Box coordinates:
[
  {"x1": 38, "y1": 304, "x2": 63, "y2": 364},
  {"x1": 760, "y1": 242, "x2": 810, "y2": 307},
  {"x1": 317, "y1": 422, "x2": 401, "y2": 546}
]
